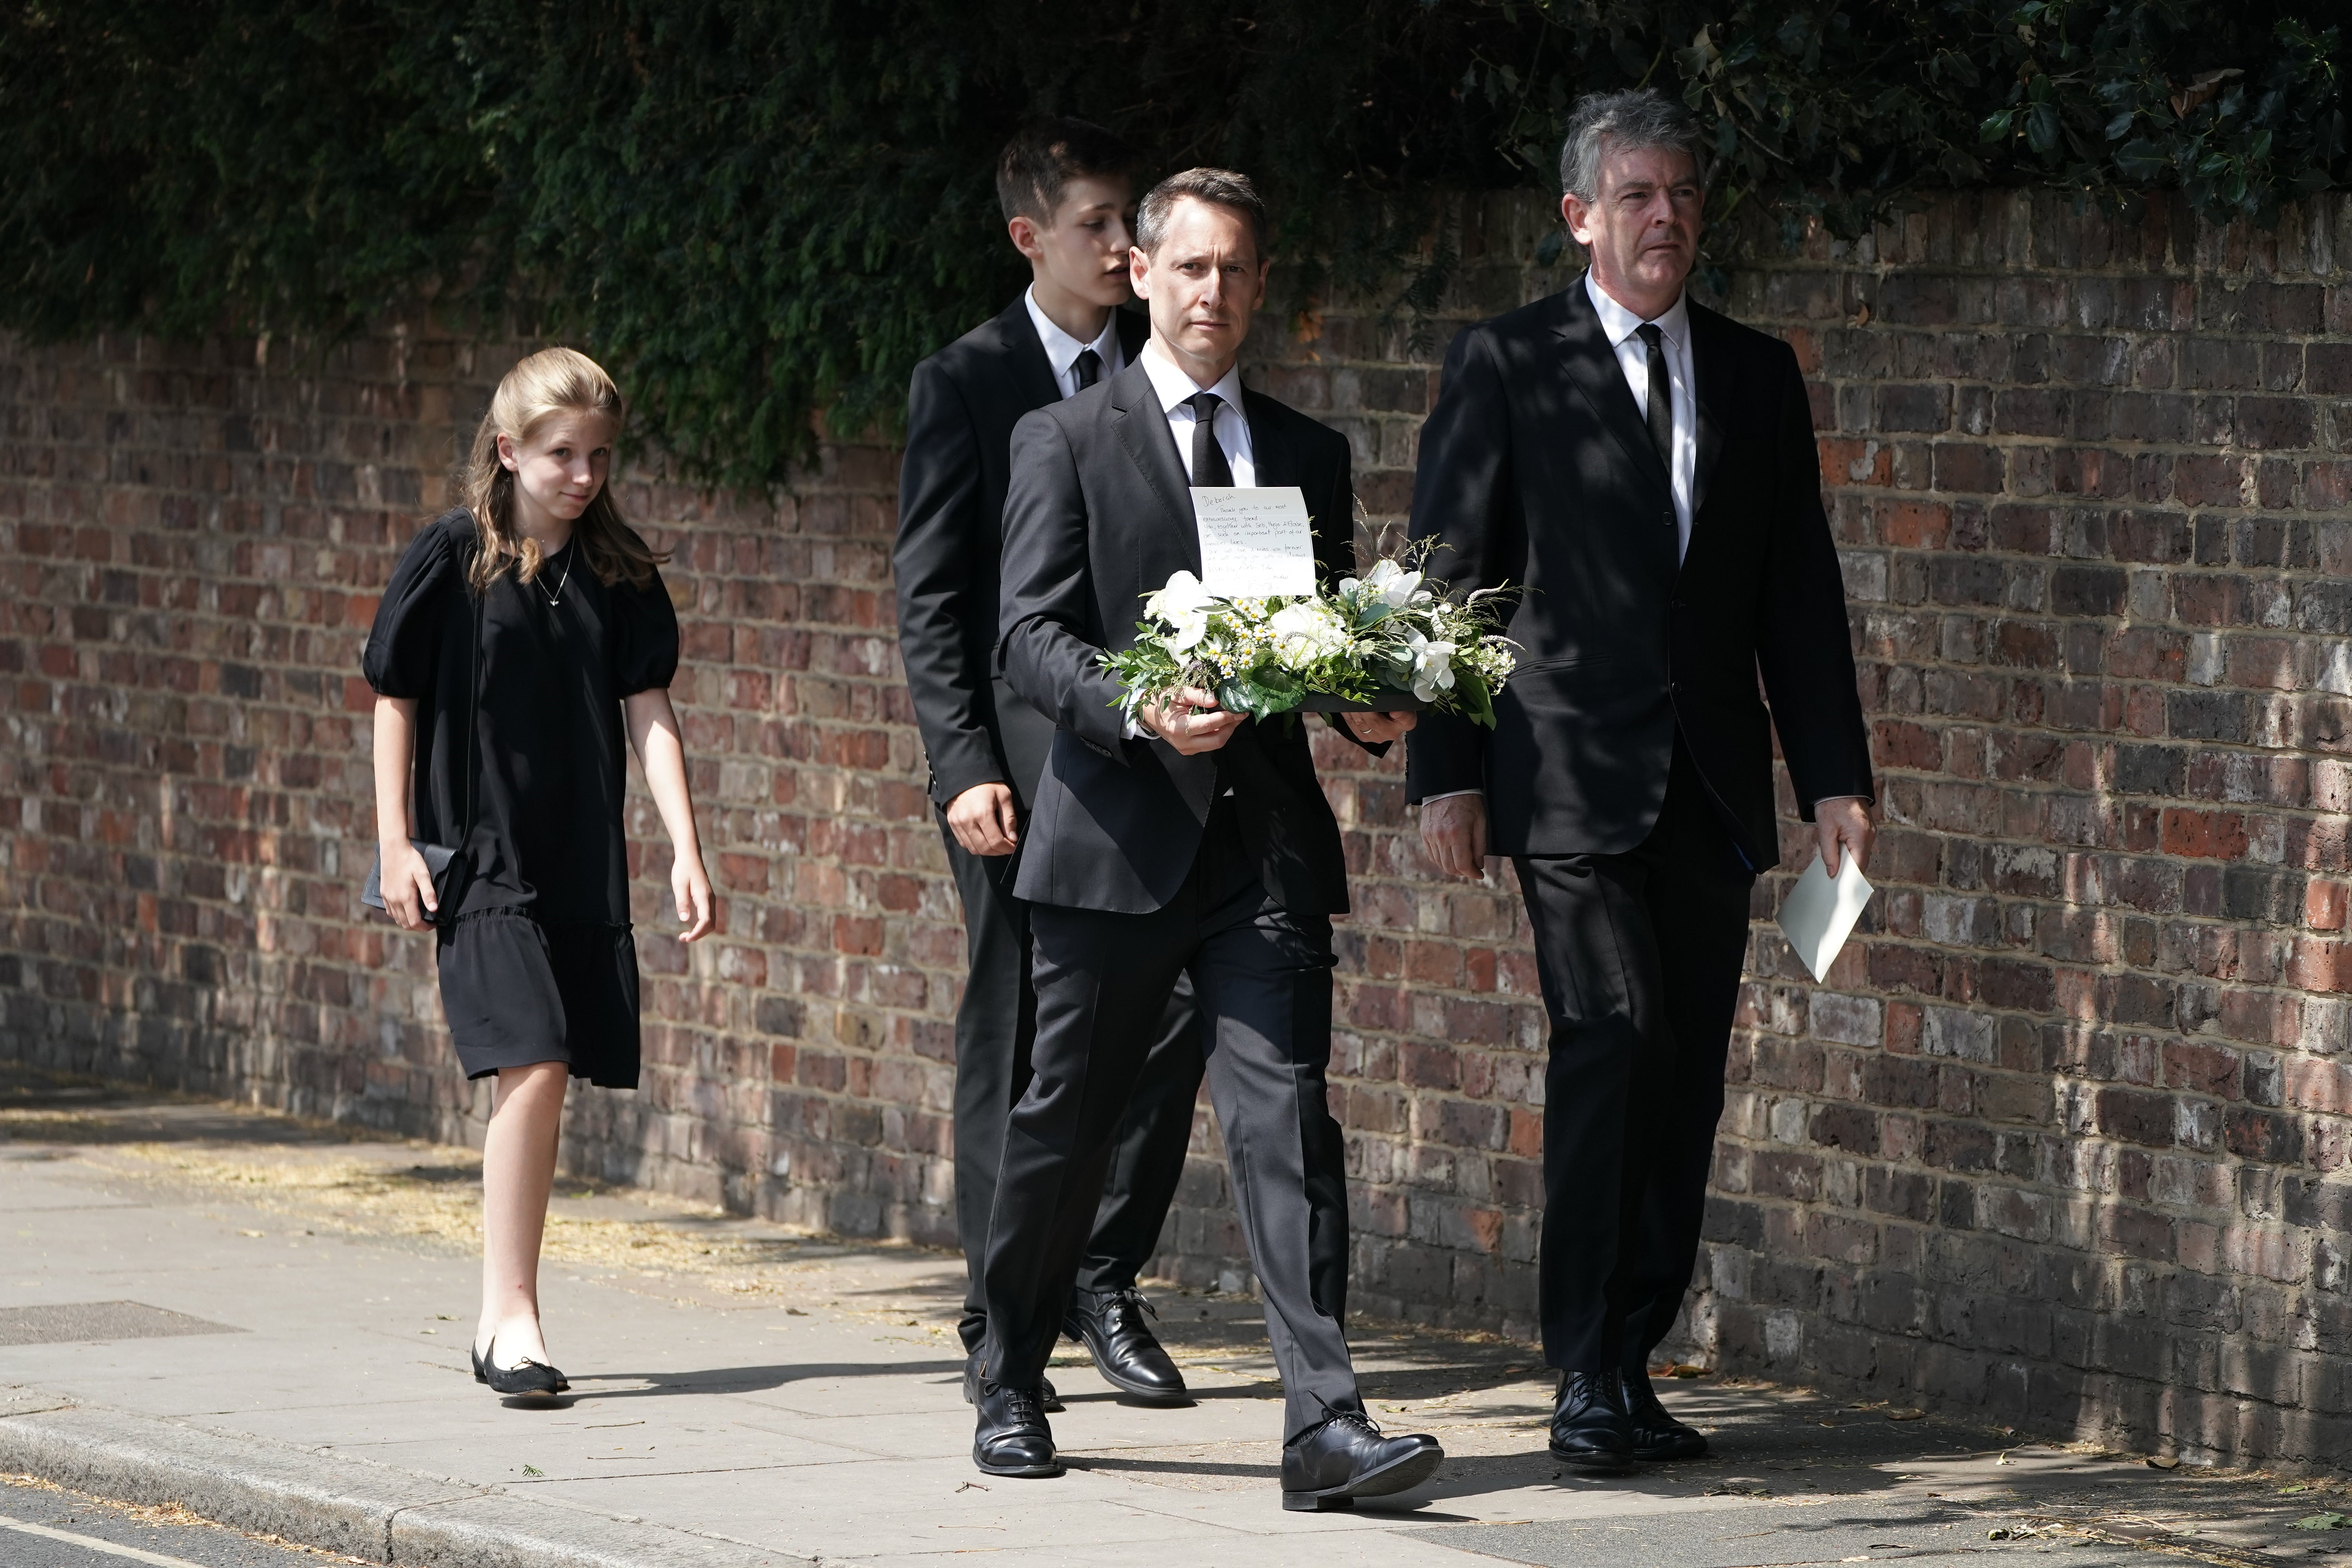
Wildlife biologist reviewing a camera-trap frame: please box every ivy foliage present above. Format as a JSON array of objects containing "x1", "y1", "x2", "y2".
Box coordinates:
[{"x1": 2, "y1": 2, "x2": 2344, "y2": 491}]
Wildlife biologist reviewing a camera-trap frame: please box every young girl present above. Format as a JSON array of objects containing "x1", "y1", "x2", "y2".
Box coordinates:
[{"x1": 363, "y1": 347, "x2": 713, "y2": 1399}]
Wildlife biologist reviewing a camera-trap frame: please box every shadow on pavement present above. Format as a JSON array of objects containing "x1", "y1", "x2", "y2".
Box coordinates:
[
  {"x1": 569, "y1": 1359, "x2": 970, "y2": 1398},
  {"x1": 1, "y1": 1062, "x2": 384, "y2": 1147}
]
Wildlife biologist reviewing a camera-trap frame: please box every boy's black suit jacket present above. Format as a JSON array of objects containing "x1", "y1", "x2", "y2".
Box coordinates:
[
  {"x1": 1405, "y1": 281, "x2": 1874, "y2": 867},
  {"x1": 996, "y1": 356, "x2": 1374, "y2": 915},
  {"x1": 895, "y1": 297, "x2": 1151, "y2": 809}
]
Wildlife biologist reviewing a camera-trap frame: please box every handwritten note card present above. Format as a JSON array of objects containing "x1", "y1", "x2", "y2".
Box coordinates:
[{"x1": 1193, "y1": 486, "x2": 1318, "y2": 598}]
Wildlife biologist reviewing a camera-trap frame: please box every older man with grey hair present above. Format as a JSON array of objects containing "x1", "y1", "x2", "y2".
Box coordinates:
[{"x1": 1407, "y1": 87, "x2": 1877, "y2": 1469}]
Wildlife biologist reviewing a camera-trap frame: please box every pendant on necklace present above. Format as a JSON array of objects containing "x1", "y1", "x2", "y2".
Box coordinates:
[{"x1": 538, "y1": 551, "x2": 574, "y2": 608}]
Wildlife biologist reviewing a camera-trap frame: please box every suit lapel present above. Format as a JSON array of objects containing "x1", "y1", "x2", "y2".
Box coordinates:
[
  {"x1": 1243, "y1": 389, "x2": 1295, "y2": 490},
  {"x1": 1554, "y1": 282, "x2": 1670, "y2": 495},
  {"x1": 1686, "y1": 302, "x2": 1730, "y2": 517},
  {"x1": 1108, "y1": 359, "x2": 1201, "y2": 575},
  {"x1": 994, "y1": 296, "x2": 1062, "y2": 412}
]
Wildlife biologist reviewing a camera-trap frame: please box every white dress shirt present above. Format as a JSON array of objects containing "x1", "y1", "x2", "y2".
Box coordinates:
[
  {"x1": 1138, "y1": 340, "x2": 1256, "y2": 485},
  {"x1": 1024, "y1": 287, "x2": 1127, "y2": 399},
  {"x1": 1584, "y1": 270, "x2": 1696, "y2": 564}
]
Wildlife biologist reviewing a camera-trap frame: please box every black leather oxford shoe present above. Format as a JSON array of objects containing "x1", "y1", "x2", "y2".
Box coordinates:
[
  {"x1": 1280, "y1": 1409, "x2": 1444, "y2": 1512},
  {"x1": 1063, "y1": 1287, "x2": 1189, "y2": 1405},
  {"x1": 971, "y1": 1378, "x2": 1062, "y2": 1478},
  {"x1": 963, "y1": 1352, "x2": 1060, "y2": 1412},
  {"x1": 1624, "y1": 1369, "x2": 1708, "y2": 1460},
  {"x1": 1550, "y1": 1369, "x2": 1633, "y2": 1471}
]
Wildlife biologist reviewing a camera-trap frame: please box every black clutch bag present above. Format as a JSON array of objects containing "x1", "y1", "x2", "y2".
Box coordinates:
[
  {"x1": 361, "y1": 573, "x2": 484, "y2": 929},
  {"x1": 360, "y1": 838, "x2": 465, "y2": 924}
]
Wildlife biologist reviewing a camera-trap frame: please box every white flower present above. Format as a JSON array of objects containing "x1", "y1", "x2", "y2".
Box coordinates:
[
  {"x1": 1267, "y1": 600, "x2": 1350, "y2": 671},
  {"x1": 1401, "y1": 628, "x2": 1457, "y2": 702},
  {"x1": 1361, "y1": 557, "x2": 1428, "y2": 608},
  {"x1": 1143, "y1": 570, "x2": 1215, "y2": 653}
]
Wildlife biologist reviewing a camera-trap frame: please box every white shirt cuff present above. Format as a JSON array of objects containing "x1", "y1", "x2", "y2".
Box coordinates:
[{"x1": 1421, "y1": 789, "x2": 1483, "y2": 804}]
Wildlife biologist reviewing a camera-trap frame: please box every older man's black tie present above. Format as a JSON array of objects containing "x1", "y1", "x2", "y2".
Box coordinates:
[
  {"x1": 1636, "y1": 322, "x2": 1674, "y2": 481},
  {"x1": 1186, "y1": 391, "x2": 1234, "y2": 486}
]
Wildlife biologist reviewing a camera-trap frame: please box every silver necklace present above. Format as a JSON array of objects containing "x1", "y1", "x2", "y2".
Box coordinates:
[{"x1": 535, "y1": 544, "x2": 574, "y2": 607}]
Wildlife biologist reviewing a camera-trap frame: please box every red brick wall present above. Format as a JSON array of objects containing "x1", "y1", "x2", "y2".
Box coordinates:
[{"x1": 5, "y1": 188, "x2": 2351, "y2": 1468}]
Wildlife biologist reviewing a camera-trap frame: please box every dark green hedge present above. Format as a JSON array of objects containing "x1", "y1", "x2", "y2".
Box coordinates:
[{"x1": 3, "y1": 2, "x2": 2343, "y2": 490}]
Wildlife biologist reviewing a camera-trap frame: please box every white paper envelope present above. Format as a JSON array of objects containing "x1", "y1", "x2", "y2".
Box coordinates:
[
  {"x1": 1777, "y1": 851, "x2": 1875, "y2": 983},
  {"x1": 1192, "y1": 486, "x2": 1318, "y2": 598}
]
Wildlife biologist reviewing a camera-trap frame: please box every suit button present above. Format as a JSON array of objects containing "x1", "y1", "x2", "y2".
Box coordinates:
[
  {"x1": 1661, "y1": 510, "x2": 1673, "y2": 526},
  {"x1": 1668, "y1": 681, "x2": 1681, "y2": 695}
]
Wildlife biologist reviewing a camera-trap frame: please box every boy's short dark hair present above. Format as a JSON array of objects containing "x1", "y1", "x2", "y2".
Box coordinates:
[
  {"x1": 996, "y1": 118, "x2": 1140, "y2": 227},
  {"x1": 1134, "y1": 167, "x2": 1267, "y2": 258}
]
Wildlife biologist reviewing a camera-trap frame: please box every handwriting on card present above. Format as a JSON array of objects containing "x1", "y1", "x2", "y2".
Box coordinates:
[{"x1": 1193, "y1": 487, "x2": 1318, "y2": 599}]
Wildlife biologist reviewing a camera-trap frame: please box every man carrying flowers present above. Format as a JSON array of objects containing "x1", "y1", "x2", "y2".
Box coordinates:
[{"x1": 976, "y1": 165, "x2": 1445, "y2": 1513}]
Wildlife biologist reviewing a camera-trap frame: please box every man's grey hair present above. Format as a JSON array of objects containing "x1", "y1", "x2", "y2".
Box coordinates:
[
  {"x1": 1558, "y1": 88, "x2": 1708, "y2": 202},
  {"x1": 1135, "y1": 167, "x2": 1267, "y2": 257}
]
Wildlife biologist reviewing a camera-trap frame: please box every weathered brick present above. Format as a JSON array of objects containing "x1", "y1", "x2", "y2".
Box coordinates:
[{"x1": 5, "y1": 185, "x2": 2348, "y2": 1474}]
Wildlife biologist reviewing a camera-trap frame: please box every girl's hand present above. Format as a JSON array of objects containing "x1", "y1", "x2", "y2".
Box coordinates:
[
  {"x1": 379, "y1": 839, "x2": 440, "y2": 931},
  {"x1": 673, "y1": 853, "x2": 714, "y2": 942}
]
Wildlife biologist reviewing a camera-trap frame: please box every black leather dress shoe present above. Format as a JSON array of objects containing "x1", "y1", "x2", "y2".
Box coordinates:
[
  {"x1": 1624, "y1": 1369, "x2": 1708, "y2": 1460},
  {"x1": 1280, "y1": 1409, "x2": 1445, "y2": 1512},
  {"x1": 972, "y1": 1379, "x2": 1063, "y2": 1478},
  {"x1": 963, "y1": 1353, "x2": 1060, "y2": 1412},
  {"x1": 1063, "y1": 1287, "x2": 1189, "y2": 1405},
  {"x1": 1549, "y1": 1369, "x2": 1633, "y2": 1471}
]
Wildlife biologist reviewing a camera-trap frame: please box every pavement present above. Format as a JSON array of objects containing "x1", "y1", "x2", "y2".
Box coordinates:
[{"x1": 4, "y1": 1062, "x2": 2350, "y2": 1568}]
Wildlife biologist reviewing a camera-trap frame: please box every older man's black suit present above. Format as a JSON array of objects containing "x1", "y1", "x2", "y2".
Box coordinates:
[
  {"x1": 1407, "y1": 281, "x2": 1873, "y2": 1394},
  {"x1": 893, "y1": 298, "x2": 1201, "y2": 1361},
  {"x1": 985, "y1": 357, "x2": 1371, "y2": 1438}
]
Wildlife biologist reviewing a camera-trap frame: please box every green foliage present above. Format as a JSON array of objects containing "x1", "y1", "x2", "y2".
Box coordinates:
[
  {"x1": 1468, "y1": 1, "x2": 2346, "y2": 246},
  {"x1": 2, "y1": 2, "x2": 2345, "y2": 492}
]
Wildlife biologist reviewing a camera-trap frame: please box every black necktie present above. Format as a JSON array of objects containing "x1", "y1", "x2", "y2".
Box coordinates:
[
  {"x1": 1072, "y1": 347, "x2": 1102, "y2": 392},
  {"x1": 1186, "y1": 391, "x2": 1233, "y2": 486},
  {"x1": 1637, "y1": 322, "x2": 1674, "y2": 483}
]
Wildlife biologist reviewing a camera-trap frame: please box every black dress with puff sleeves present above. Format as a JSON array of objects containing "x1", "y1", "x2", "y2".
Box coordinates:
[{"x1": 362, "y1": 508, "x2": 680, "y2": 1087}]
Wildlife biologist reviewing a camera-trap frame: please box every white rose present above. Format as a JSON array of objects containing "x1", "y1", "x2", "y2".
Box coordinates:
[
  {"x1": 1267, "y1": 600, "x2": 1350, "y2": 671},
  {"x1": 1143, "y1": 570, "x2": 1215, "y2": 653}
]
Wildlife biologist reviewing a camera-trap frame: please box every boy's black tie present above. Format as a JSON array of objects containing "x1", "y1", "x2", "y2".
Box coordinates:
[{"x1": 1072, "y1": 348, "x2": 1102, "y2": 391}]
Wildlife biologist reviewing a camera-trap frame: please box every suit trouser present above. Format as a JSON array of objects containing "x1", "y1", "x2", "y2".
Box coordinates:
[
  {"x1": 940, "y1": 810, "x2": 1205, "y2": 1354},
  {"x1": 981, "y1": 808, "x2": 1359, "y2": 1440},
  {"x1": 1513, "y1": 740, "x2": 1757, "y2": 1374}
]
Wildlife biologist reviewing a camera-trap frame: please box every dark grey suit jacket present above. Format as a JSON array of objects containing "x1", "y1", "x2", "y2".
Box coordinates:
[
  {"x1": 894, "y1": 297, "x2": 1150, "y2": 808},
  {"x1": 1405, "y1": 281, "x2": 1874, "y2": 866},
  {"x1": 996, "y1": 356, "x2": 1373, "y2": 914}
]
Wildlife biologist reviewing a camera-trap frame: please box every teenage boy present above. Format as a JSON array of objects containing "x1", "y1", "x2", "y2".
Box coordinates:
[{"x1": 895, "y1": 118, "x2": 1201, "y2": 1410}]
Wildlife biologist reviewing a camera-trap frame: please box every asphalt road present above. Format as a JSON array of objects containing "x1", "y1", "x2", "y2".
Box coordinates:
[{"x1": 0, "y1": 1477, "x2": 349, "y2": 1568}]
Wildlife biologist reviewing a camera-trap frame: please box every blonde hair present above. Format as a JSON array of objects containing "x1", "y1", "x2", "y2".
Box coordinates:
[{"x1": 460, "y1": 347, "x2": 666, "y2": 594}]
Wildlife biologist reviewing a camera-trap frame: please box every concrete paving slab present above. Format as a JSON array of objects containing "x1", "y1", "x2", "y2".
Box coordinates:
[{"x1": 4, "y1": 1063, "x2": 2348, "y2": 1568}]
